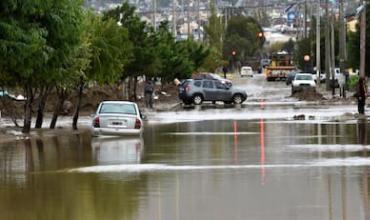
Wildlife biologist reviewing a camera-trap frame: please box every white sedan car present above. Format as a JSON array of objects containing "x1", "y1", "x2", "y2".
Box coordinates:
[
  {"x1": 291, "y1": 73, "x2": 316, "y2": 94},
  {"x1": 240, "y1": 66, "x2": 253, "y2": 77},
  {"x1": 91, "y1": 101, "x2": 144, "y2": 136}
]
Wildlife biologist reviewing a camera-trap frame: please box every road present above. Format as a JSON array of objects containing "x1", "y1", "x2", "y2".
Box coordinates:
[{"x1": 0, "y1": 74, "x2": 369, "y2": 220}]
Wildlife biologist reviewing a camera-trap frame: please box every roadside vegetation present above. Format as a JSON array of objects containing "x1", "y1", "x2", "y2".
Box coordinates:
[
  {"x1": 0, "y1": 1, "x2": 210, "y2": 133},
  {"x1": 293, "y1": 4, "x2": 370, "y2": 77},
  {"x1": 0, "y1": 0, "x2": 268, "y2": 134}
]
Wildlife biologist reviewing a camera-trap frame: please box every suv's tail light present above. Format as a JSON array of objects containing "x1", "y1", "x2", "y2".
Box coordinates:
[
  {"x1": 135, "y1": 118, "x2": 141, "y2": 129},
  {"x1": 93, "y1": 116, "x2": 100, "y2": 128}
]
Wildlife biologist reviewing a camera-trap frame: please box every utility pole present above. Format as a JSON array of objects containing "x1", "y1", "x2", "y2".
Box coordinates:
[
  {"x1": 339, "y1": 0, "x2": 346, "y2": 73},
  {"x1": 197, "y1": 0, "x2": 200, "y2": 41},
  {"x1": 172, "y1": 0, "x2": 177, "y2": 37},
  {"x1": 153, "y1": 0, "x2": 157, "y2": 31},
  {"x1": 331, "y1": 9, "x2": 336, "y2": 96},
  {"x1": 225, "y1": 7, "x2": 228, "y2": 30},
  {"x1": 360, "y1": 0, "x2": 366, "y2": 78},
  {"x1": 296, "y1": 5, "x2": 300, "y2": 40},
  {"x1": 304, "y1": 0, "x2": 308, "y2": 38},
  {"x1": 187, "y1": 2, "x2": 190, "y2": 39},
  {"x1": 325, "y1": 0, "x2": 331, "y2": 90},
  {"x1": 316, "y1": 0, "x2": 321, "y2": 85}
]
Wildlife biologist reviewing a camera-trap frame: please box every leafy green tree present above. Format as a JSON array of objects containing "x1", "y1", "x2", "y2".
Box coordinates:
[
  {"x1": 294, "y1": 38, "x2": 311, "y2": 70},
  {"x1": 200, "y1": 47, "x2": 227, "y2": 72},
  {"x1": 204, "y1": 0, "x2": 224, "y2": 55},
  {"x1": 180, "y1": 39, "x2": 209, "y2": 72},
  {"x1": 203, "y1": 0, "x2": 226, "y2": 72},
  {"x1": 223, "y1": 16, "x2": 264, "y2": 66},
  {"x1": 71, "y1": 12, "x2": 132, "y2": 130},
  {"x1": 282, "y1": 38, "x2": 295, "y2": 54},
  {"x1": 45, "y1": 1, "x2": 86, "y2": 129},
  {"x1": 0, "y1": 0, "x2": 85, "y2": 133},
  {"x1": 104, "y1": 2, "x2": 157, "y2": 99},
  {"x1": 154, "y1": 22, "x2": 209, "y2": 81}
]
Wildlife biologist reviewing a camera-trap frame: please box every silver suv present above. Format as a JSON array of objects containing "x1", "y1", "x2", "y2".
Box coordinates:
[{"x1": 178, "y1": 79, "x2": 247, "y2": 105}]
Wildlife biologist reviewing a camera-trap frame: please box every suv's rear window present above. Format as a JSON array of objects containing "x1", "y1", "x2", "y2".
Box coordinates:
[{"x1": 99, "y1": 103, "x2": 137, "y2": 115}]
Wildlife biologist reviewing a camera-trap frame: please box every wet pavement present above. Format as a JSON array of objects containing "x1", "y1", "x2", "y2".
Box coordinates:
[{"x1": 0, "y1": 74, "x2": 369, "y2": 220}]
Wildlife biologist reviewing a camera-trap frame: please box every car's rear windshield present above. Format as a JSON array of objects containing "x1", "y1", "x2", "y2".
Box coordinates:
[
  {"x1": 296, "y1": 75, "x2": 312, "y2": 80},
  {"x1": 99, "y1": 103, "x2": 137, "y2": 115}
]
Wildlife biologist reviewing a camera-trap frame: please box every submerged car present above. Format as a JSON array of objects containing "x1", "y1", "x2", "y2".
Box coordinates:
[
  {"x1": 91, "y1": 101, "x2": 143, "y2": 136},
  {"x1": 178, "y1": 78, "x2": 247, "y2": 105},
  {"x1": 291, "y1": 73, "x2": 316, "y2": 94}
]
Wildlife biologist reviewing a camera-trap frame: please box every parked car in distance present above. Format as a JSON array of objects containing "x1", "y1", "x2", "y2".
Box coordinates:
[
  {"x1": 240, "y1": 66, "x2": 253, "y2": 77},
  {"x1": 317, "y1": 71, "x2": 340, "y2": 87},
  {"x1": 178, "y1": 79, "x2": 247, "y2": 105},
  {"x1": 91, "y1": 101, "x2": 144, "y2": 136},
  {"x1": 286, "y1": 72, "x2": 296, "y2": 85},
  {"x1": 291, "y1": 73, "x2": 316, "y2": 94},
  {"x1": 194, "y1": 73, "x2": 232, "y2": 87}
]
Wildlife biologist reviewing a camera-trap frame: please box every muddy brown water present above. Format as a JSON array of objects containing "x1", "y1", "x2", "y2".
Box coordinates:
[{"x1": 0, "y1": 118, "x2": 369, "y2": 220}]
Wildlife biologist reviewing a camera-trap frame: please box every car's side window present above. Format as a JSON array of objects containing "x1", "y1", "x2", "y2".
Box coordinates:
[
  {"x1": 194, "y1": 81, "x2": 202, "y2": 87},
  {"x1": 215, "y1": 81, "x2": 226, "y2": 90},
  {"x1": 203, "y1": 80, "x2": 214, "y2": 89}
]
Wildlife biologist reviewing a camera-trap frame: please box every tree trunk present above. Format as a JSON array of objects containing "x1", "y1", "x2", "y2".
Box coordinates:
[
  {"x1": 127, "y1": 76, "x2": 132, "y2": 100},
  {"x1": 72, "y1": 83, "x2": 84, "y2": 130},
  {"x1": 35, "y1": 86, "x2": 50, "y2": 129},
  {"x1": 133, "y1": 76, "x2": 137, "y2": 101},
  {"x1": 325, "y1": 0, "x2": 331, "y2": 91},
  {"x1": 50, "y1": 88, "x2": 66, "y2": 129},
  {"x1": 22, "y1": 84, "x2": 34, "y2": 134}
]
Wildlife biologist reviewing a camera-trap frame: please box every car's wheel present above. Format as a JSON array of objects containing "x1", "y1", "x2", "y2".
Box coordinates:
[
  {"x1": 193, "y1": 94, "x2": 203, "y2": 105},
  {"x1": 233, "y1": 94, "x2": 243, "y2": 104}
]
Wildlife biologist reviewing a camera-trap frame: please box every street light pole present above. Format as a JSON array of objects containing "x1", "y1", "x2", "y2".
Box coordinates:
[
  {"x1": 316, "y1": 0, "x2": 321, "y2": 85},
  {"x1": 339, "y1": 0, "x2": 347, "y2": 72},
  {"x1": 360, "y1": 1, "x2": 366, "y2": 78},
  {"x1": 331, "y1": 7, "x2": 336, "y2": 96},
  {"x1": 325, "y1": 0, "x2": 331, "y2": 90}
]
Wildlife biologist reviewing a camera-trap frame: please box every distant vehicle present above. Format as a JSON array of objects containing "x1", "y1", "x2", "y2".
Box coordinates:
[
  {"x1": 178, "y1": 79, "x2": 247, "y2": 105},
  {"x1": 311, "y1": 73, "x2": 327, "y2": 83},
  {"x1": 91, "y1": 101, "x2": 144, "y2": 136},
  {"x1": 194, "y1": 73, "x2": 232, "y2": 87},
  {"x1": 318, "y1": 69, "x2": 341, "y2": 87},
  {"x1": 286, "y1": 72, "x2": 297, "y2": 85},
  {"x1": 291, "y1": 73, "x2": 316, "y2": 94},
  {"x1": 264, "y1": 52, "x2": 296, "y2": 81},
  {"x1": 240, "y1": 66, "x2": 253, "y2": 77},
  {"x1": 266, "y1": 66, "x2": 296, "y2": 81}
]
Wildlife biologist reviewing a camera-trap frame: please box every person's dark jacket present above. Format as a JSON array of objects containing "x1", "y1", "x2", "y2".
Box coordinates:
[
  {"x1": 356, "y1": 78, "x2": 367, "y2": 100},
  {"x1": 144, "y1": 82, "x2": 154, "y2": 95}
]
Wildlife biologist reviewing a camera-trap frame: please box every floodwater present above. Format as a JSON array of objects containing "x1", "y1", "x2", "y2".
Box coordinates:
[{"x1": 1, "y1": 107, "x2": 370, "y2": 220}]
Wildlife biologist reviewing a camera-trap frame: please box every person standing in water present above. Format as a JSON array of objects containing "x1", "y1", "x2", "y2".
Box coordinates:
[{"x1": 355, "y1": 76, "x2": 367, "y2": 114}]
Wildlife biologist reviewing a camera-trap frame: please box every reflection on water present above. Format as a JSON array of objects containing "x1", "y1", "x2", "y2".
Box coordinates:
[
  {"x1": 0, "y1": 120, "x2": 369, "y2": 219},
  {"x1": 92, "y1": 137, "x2": 143, "y2": 165}
]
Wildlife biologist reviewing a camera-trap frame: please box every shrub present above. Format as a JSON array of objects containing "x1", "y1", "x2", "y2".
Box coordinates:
[{"x1": 347, "y1": 75, "x2": 359, "y2": 91}]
